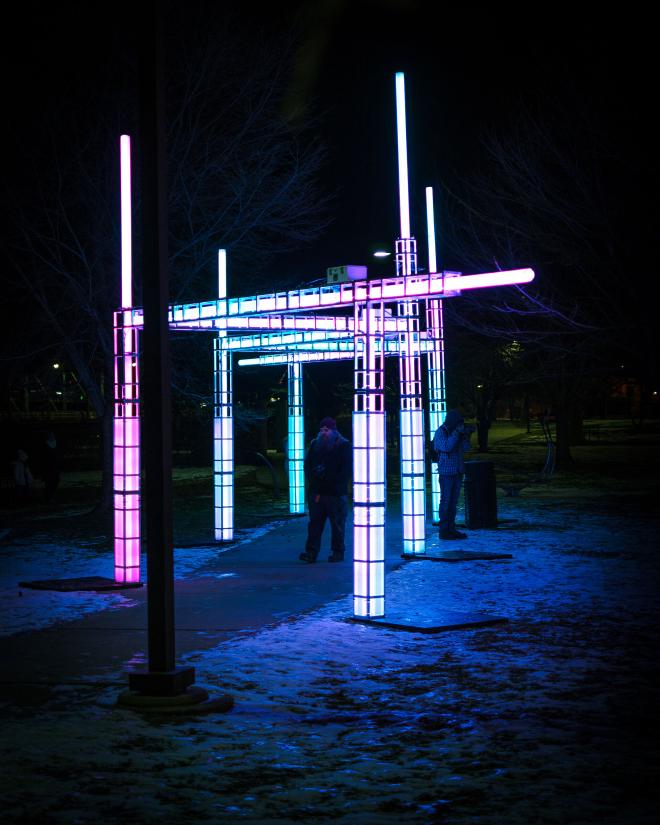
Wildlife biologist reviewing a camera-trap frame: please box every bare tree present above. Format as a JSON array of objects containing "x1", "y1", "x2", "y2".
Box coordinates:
[
  {"x1": 4, "y1": 12, "x2": 330, "y2": 508},
  {"x1": 441, "y1": 99, "x2": 656, "y2": 464}
]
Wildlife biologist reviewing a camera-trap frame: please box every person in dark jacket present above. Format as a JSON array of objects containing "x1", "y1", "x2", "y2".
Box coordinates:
[
  {"x1": 433, "y1": 409, "x2": 473, "y2": 540},
  {"x1": 299, "y1": 417, "x2": 351, "y2": 563}
]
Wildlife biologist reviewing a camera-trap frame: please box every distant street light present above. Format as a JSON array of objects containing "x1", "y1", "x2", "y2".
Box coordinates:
[{"x1": 373, "y1": 250, "x2": 391, "y2": 258}]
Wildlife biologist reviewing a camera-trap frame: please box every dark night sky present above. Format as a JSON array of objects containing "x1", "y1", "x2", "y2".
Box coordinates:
[{"x1": 2, "y1": 1, "x2": 655, "y2": 289}]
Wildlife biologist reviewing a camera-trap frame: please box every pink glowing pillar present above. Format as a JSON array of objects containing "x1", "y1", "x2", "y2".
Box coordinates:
[
  {"x1": 214, "y1": 249, "x2": 234, "y2": 540},
  {"x1": 425, "y1": 186, "x2": 446, "y2": 523},
  {"x1": 353, "y1": 302, "x2": 386, "y2": 617},
  {"x1": 113, "y1": 135, "x2": 141, "y2": 583},
  {"x1": 395, "y1": 72, "x2": 425, "y2": 554}
]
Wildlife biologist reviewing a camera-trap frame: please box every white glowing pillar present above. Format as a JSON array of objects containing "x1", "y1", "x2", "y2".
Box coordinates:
[
  {"x1": 426, "y1": 186, "x2": 437, "y2": 274},
  {"x1": 214, "y1": 249, "x2": 234, "y2": 540},
  {"x1": 113, "y1": 135, "x2": 141, "y2": 582},
  {"x1": 425, "y1": 186, "x2": 446, "y2": 523},
  {"x1": 395, "y1": 72, "x2": 425, "y2": 554},
  {"x1": 353, "y1": 302, "x2": 386, "y2": 617},
  {"x1": 395, "y1": 72, "x2": 410, "y2": 241},
  {"x1": 287, "y1": 357, "x2": 305, "y2": 514}
]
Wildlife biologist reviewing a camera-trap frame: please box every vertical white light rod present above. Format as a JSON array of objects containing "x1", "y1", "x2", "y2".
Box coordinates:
[
  {"x1": 120, "y1": 135, "x2": 133, "y2": 309},
  {"x1": 395, "y1": 72, "x2": 411, "y2": 240},
  {"x1": 426, "y1": 186, "x2": 437, "y2": 273},
  {"x1": 218, "y1": 248, "x2": 227, "y2": 299}
]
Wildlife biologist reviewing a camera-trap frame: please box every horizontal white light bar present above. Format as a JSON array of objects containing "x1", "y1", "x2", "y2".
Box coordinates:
[{"x1": 123, "y1": 268, "x2": 534, "y2": 328}]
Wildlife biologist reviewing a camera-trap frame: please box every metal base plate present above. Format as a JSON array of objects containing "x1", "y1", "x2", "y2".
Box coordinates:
[
  {"x1": 401, "y1": 550, "x2": 513, "y2": 562},
  {"x1": 348, "y1": 611, "x2": 508, "y2": 633},
  {"x1": 18, "y1": 576, "x2": 143, "y2": 592}
]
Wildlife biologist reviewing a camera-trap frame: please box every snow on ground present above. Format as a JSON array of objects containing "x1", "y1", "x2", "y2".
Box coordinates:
[
  {"x1": 0, "y1": 519, "x2": 290, "y2": 637},
  {"x1": 1, "y1": 497, "x2": 658, "y2": 824}
]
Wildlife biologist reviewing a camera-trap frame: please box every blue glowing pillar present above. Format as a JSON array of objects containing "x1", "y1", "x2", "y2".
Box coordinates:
[
  {"x1": 395, "y1": 72, "x2": 426, "y2": 554},
  {"x1": 287, "y1": 357, "x2": 305, "y2": 514},
  {"x1": 353, "y1": 302, "x2": 386, "y2": 617},
  {"x1": 425, "y1": 186, "x2": 446, "y2": 523},
  {"x1": 214, "y1": 250, "x2": 234, "y2": 540}
]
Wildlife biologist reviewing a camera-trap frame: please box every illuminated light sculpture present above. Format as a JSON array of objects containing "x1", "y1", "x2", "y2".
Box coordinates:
[
  {"x1": 113, "y1": 135, "x2": 140, "y2": 583},
  {"x1": 112, "y1": 75, "x2": 535, "y2": 620}
]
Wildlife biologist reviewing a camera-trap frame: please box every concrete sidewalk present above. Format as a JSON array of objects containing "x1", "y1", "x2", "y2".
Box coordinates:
[{"x1": 2, "y1": 511, "x2": 409, "y2": 687}]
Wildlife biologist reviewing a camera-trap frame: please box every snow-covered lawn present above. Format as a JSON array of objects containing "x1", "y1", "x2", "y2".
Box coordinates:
[{"x1": 1, "y1": 496, "x2": 658, "y2": 823}]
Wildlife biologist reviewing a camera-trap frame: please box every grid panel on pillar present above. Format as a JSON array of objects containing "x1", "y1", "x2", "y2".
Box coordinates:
[
  {"x1": 353, "y1": 302, "x2": 386, "y2": 618},
  {"x1": 396, "y1": 243, "x2": 426, "y2": 556},
  {"x1": 214, "y1": 339, "x2": 234, "y2": 540},
  {"x1": 113, "y1": 311, "x2": 141, "y2": 583},
  {"x1": 287, "y1": 359, "x2": 305, "y2": 514}
]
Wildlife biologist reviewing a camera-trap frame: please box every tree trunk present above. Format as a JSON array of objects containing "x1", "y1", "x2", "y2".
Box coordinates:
[{"x1": 554, "y1": 395, "x2": 574, "y2": 469}]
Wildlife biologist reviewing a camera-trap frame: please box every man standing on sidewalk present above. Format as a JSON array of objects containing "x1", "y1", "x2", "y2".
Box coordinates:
[
  {"x1": 299, "y1": 417, "x2": 351, "y2": 563},
  {"x1": 433, "y1": 409, "x2": 474, "y2": 540}
]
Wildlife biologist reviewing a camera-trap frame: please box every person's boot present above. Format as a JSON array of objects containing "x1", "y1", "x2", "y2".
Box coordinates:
[
  {"x1": 299, "y1": 552, "x2": 317, "y2": 563},
  {"x1": 328, "y1": 552, "x2": 344, "y2": 562},
  {"x1": 450, "y1": 529, "x2": 468, "y2": 539},
  {"x1": 439, "y1": 531, "x2": 459, "y2": 540}
]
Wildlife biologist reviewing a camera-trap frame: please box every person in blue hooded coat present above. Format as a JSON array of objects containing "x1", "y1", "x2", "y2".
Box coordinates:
[{"x1": 433, "y1": 409, "x2": 473, "y2": 540}]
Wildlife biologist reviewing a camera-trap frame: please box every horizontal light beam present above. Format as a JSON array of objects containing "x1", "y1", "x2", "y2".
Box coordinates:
[{"x1": 121, "y1": 269, "x2": 535, "y2": 329}]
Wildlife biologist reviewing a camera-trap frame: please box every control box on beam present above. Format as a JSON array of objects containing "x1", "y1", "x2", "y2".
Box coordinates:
[{"x1": 326, "y1": 265, "x2": 368, "y2": 284}]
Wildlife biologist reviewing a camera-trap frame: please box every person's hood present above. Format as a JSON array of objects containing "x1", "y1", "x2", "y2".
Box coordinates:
[
  {"x1": 314, "y1": 430, "x2": 348, "y2": 450},
  {"x1": 443, "y1": 410, "x2": 463, "y2": 433}
]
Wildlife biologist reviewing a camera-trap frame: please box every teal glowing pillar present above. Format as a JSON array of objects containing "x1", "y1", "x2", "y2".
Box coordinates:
[
  {"x1": 395, "y1": 72, "x2": 426, "y2": 554},
  {"x1": 287, "y1": 357, "x2": 305, "y2": 514},
  {"x1": 353, "y1": 301, "x2": 386, "y2": 617},
  {"x1": 113, "y1": 135, "x2": 141, "y2": 583},
  {"x1": 214, "y1": 249, "x2": 234, "y2": 540},
  {"x1": 425, "y1": 186, "x2": 446, "y2": 523}
]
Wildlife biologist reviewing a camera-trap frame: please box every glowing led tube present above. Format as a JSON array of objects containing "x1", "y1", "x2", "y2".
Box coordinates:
[
  {"x1": 120, "y1": 135, "x2": 132, "y2": 309},
  {"x1": 395, "y1": 72, "x2": 411, "y2": 240}
]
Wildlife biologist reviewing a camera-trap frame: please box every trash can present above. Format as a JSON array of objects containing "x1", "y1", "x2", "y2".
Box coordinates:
[{"x1": 464, "y1": 460, "x2": 498, "y2": 528}]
